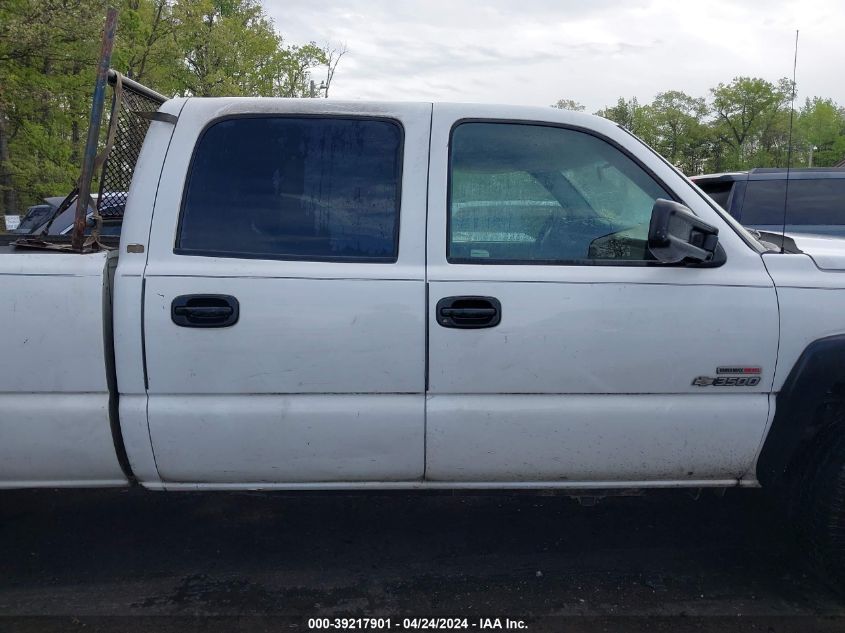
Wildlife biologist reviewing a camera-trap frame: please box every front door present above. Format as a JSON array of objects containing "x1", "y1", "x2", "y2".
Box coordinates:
[
  {"x1": 425, "y1": 106, "x2": 779, "y2": 484},
  {"x1": 142, "y1": 101, "x2": 430, "y2": 485}
]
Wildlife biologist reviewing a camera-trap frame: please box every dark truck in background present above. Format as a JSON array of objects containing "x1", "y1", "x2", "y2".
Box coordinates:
[
  {"x1": 692, "y1": 168, "x2": 845, "y2": 237},
  {"x1": 11, "y1": 195, "x2": 123, "y2": 237},
  {"x1": 12, "y1": 201, "x2": 56, "y2": 234}
]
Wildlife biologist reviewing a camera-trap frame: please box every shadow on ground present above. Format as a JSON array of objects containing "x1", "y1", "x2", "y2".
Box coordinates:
[{"x1": 0, "y1": 488, "x2": 843, "y2": 631}]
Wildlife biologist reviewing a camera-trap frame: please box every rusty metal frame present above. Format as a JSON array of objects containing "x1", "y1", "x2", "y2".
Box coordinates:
[
  {"x1": 13, "y1": 8, "x2": 167, "y2": 253},
  {"x1": 71, "y1": 7, "x2": 118, "y2": 252},
  {"x1": 93, "y1": 69, "x2": 167, "y2": 241}
]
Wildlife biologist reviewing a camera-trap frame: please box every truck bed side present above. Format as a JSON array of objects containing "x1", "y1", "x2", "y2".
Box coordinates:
[{"x1": 0, "y1": 248, "x2": 127, "y2": 488}]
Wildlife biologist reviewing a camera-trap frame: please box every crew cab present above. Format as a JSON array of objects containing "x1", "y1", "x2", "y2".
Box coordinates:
[{"x1": 4, "y1": 99, "x2": 845, "y2": 582}]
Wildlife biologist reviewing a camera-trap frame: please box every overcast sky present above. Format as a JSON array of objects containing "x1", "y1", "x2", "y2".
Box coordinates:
[{"x1": 264, "y1": 0, "x2": 843, "y2": 111}]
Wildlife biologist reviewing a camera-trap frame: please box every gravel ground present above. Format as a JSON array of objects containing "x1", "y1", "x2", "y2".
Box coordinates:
[{"x1": 1, "y1": 487, "x2": 844, "y2": 632}]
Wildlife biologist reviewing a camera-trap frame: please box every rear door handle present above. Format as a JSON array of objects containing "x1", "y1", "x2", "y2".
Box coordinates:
[
  {"x1": 436, "y1": 296, "x2": 501, "y2": 329},
  {"x1": 171, "y1": 294, "x2": 239, "y2": 328}
]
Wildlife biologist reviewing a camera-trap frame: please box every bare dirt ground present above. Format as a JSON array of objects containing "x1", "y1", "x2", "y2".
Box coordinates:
[{"x1": 1, "y1": 488, "x2": 844, "y2": 632}]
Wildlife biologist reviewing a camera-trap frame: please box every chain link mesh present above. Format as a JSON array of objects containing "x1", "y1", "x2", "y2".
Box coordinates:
[{"x1": 97, "y1": 79, "x2": 166, "y2": 218}]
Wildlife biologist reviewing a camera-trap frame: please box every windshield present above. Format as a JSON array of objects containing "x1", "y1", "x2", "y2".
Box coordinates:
[{"x1": 14, "y1": 205, "x2": 54, "y2": 233}]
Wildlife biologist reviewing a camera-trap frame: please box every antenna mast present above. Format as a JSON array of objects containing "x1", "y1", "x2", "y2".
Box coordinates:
[{"x1": 780, "y1": 30, "x2": 799, "y2": 253}]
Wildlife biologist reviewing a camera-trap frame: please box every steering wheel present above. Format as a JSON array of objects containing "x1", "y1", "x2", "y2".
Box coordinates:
[{"x1": 538, "y1": 214, "x2": 622, "y2": 260}]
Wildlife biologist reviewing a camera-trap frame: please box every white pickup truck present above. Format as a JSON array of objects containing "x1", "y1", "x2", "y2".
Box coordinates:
[{"x1": 3, "y1": 99, "x2": 845, "y2": 579}]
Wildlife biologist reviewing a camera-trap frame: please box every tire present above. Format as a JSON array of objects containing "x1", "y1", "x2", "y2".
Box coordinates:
[{"x1": 802, "y1": 432, "x2": 845, "y2": 588}]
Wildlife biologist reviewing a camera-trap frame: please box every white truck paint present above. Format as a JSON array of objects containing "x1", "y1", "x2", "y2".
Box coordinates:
[
  {"x1": 0, "y1": 250, "x2": 124, "y2": 487},
  {"x1": 1, "y1": 99, "x2": 844, "y2": 492}
]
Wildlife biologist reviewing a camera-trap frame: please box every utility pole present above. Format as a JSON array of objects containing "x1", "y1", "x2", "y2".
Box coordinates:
[{"x1": 309, "y1": 79, "x2": 328, "y2": 98}]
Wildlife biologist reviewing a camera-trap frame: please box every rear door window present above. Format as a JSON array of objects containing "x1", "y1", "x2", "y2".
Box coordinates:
[{"x1": 177, "y1": 116, "x2": 403, "y2": 262}]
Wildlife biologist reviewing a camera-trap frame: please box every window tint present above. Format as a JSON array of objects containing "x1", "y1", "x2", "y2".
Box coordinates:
[
  {"x1": 16, "y1": 205, "x2": 53, "y2": 233},
  {"x1": 743, "y1": 179, "x2": 845, "y2": 226},
  {"x1": 697, "y1": 181, "x2": 734, "y2": 210},
  {"x1": 741, "y1": 180, "x2": 785, "y2": 225},
  {"x1": 178, "y1": 117, "x2": 402, "y2": 261},
  {"x1": 448, "y1": 122, "x2": 670, "y2": 263}
]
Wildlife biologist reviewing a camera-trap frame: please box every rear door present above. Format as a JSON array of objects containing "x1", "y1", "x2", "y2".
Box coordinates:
[
  {"x1": 142, "y1": 100, "x2": 430, "y2": 485},
  {"x1": 425, "y1": 105, "x2": 779, "y2": 484}
]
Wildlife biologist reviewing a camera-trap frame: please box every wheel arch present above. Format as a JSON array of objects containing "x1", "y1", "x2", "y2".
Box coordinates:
[{"x1": 757, "y1": 334, "x2": 845, "y2": 487}]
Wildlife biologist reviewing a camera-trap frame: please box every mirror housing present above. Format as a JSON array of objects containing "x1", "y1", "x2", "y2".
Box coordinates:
[{"x1": 647, "y1": 199, "x2": 719, "y2": 264}]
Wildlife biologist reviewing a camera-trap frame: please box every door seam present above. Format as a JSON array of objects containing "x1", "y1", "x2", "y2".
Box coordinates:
[{"x1": 423, "y1": 102, "x2": 433, "y2": 480}]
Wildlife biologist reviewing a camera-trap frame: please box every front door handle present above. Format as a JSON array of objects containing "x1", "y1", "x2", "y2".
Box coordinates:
[
  {"x1": 436, "y1": 296, "x2": 501, "y2": 329},
  {"x1": 171, "y1": 294, "x2": 239, "y2": 328}
]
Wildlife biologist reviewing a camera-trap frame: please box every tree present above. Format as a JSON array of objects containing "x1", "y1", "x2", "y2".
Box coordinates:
[
  {"x1": 639, "y1": 91, "x2": 711, "y2": 174},
  {"x1": 322, "y1": 42, "x2": 347, "y2": 98},
  {"x1": 709, "y1": 76, "x2": 791, "y2": 169},
  {"x1": 0, "y1": 0, "x2": 346, "y2": 216},
  {"x1": 595, "y1": 97, "x2": 657, "y2": 145},
  {"x1": 551, "y1": 99, "x2": 585, "y2": 112},
  {"x1": 270, "y1": 42, "x2": 327, "y2": 97},
  {"x1": 169, "y1": 0, "x2": 279, "y2": 97},
  {"x1": 167, "y1": 0, "x2": 339, "y2": 98},
  {"x1": 798, "y1": 97, "x2": 845, "y2": 167},
  {"x1": 0, "y1": 0, "x2": 106, "y2": 213},
  {"x1": 117, "y1": 0, "x2": 177, "y2": 85},
  {"x1": 595, "y1": 97, "x2": 636, "y2": 127}
]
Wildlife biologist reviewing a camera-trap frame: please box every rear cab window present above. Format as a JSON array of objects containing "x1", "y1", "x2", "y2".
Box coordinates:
[
  {"x1": 697, "y1": 181, "x2": 735, "y2": 211},
  {"x1": 742, "y1": 178, "x2": 845, "y2": 226},
  {"x1": 177, "y1": 116, "x2": 403, "y2": 262}
]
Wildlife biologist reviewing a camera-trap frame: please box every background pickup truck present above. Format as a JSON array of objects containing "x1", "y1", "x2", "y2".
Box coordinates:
[
  {"x1": 691, "y1": 167, "x2": 845, "y2": 237},
  {"x1": 4, "y1": 99, "x2": 845, "y2": 582}
]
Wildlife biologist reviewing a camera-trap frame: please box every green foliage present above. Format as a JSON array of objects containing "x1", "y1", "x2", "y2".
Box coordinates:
[
  {"x1": 0, "y1": 0, "x2": 105, "y2": 213},
  {"x1": 169, "y1": 0, "x2": 279, "y2": 97},
  {"x1": 645, "y1": 91, "x2": 709, "y2": 174},
  {"x1": 594, "y1": 97, "x2": 660, "y2": 148},
  {"x1": 568, "y1": 77, "x2": 845, "y2": 175},
  {"x1": 799, "y1": 98, "x2": 845, "y2": 168},
  {"x1": 710, "y1": 76, "x2": 792, "y2": 170},
  {"x1": 551, "y1": 99, "x2": 585, "y2": 112},
  {"x1": 0, "y1": 0, "x2": 344, "y2": 215}
]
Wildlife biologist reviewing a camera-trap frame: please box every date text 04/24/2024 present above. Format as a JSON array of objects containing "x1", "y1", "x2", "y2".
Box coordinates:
[{"x1": 307, "y1": 618, "x2": 528, "y2": 630}]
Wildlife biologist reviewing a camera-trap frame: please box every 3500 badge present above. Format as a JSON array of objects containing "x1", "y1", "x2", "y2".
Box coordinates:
[{"x1": 692, "y1": 366, "x2": 762, "y2": 387}]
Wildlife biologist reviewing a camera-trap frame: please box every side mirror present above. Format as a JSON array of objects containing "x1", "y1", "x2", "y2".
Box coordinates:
[{"x1": 647, "y1": 199, "x2": 719, "y2": 264}]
